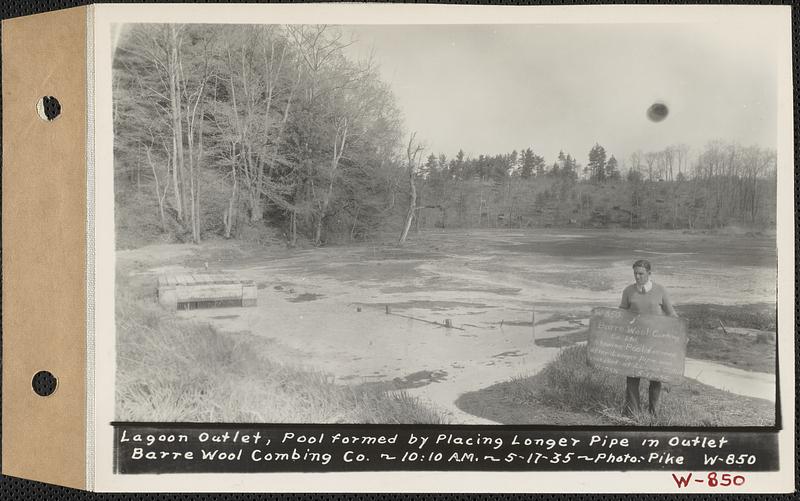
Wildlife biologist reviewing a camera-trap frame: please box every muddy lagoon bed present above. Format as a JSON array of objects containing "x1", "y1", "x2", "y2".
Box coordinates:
[{"x1": 117, "y1": 229, "x2": 777, "y2": 426}]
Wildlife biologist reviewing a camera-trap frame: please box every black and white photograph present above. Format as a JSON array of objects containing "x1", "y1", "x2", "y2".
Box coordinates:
[{"x1": 112, "y1": 18, "x2": 780, "y2": 429}]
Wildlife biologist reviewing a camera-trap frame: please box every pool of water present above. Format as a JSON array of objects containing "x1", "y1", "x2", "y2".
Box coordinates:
[{"x1": 684, "y1": 358, "x2": 775, "y2": 402}]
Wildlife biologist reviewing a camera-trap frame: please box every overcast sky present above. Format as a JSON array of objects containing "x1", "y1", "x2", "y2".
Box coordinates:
[{"x1": 343, "y1": 23, "x2": 778, "y2": 167}]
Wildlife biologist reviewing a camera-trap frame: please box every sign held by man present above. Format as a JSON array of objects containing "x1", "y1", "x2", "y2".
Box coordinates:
[{"x1": 587, "y1": 307, "x2": 688, "y2": 383}]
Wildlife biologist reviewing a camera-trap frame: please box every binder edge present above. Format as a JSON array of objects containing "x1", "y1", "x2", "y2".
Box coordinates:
[{"x1": 1, "y1": 4, "x2": 90, "y2": 490}]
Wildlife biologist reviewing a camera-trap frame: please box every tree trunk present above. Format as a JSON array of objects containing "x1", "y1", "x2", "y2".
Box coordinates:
[
  {"x1": 314, "y1": 215, "x2": 324, "y2": 246},
  {"x1": 249, "y1": 182, "x2": 263, "y2": 223},
  {"x1": 290, "y1": 209, "x2": 297, "y2": 247},
  {"x1": 224, "y1": 170, "x2": 238, "y2": 238},
  {"x1": 168, "y1": 25, "x2": 185, "y2": 222},
  {"x1": 136, "y1": 157, "x2": 141, "y2": 193},
  {"x1": 171, "y1": 135, "x2": 182, "y2": 220},
  {"x1": 398, "y1": 188, "x2": 416, "y2": 244},
  {"x1": 252, "y1": 38, "x2": 285, "y2": 224},
  {"x1": 193, "y1": 98, "x2": 205, "y2": 243},
  {"x1": 399, "y1": 133, "x2": 422, "y2": 244},
  {"x1": 350, "y1": 205, "x2": 360, "y2": 241},
  {"x1": 145, "y1": 145, "x2": 167, "y2": 231},
  {"x1": 224, "y1": 147, "x2": 238, "y2": 239},
  {"x1": 314, "y1": 120, "x2": 348, "y2": 246},
  {"x1": 186, "y1": 113, "x2": 197, "y2": 243}
]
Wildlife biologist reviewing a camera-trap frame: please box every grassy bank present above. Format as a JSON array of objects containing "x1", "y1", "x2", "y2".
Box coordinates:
[
  {"x1": 678, "y1": 303, "x2": 776, "y2": 374},
  {"x1": 457, "y1": 345, "x2": 774, "y2": 427},
  {"x1": 116, "y1": 291, "x2": 446, "y2": 424}
]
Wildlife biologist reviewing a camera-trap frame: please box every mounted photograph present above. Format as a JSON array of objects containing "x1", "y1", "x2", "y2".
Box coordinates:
[{"x1": 112, "y1": 20, "x2": 779, "y2": 428}]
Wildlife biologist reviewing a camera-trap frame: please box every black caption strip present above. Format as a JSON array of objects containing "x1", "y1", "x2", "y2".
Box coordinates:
[{"x1": 112, "y1": 424, "x2": 778, "y2": 474}]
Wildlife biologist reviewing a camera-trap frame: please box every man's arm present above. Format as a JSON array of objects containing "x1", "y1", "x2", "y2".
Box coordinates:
[
  {"x1": 661, "y1": 287, "x2": 677, "y2": 317},
  {"x1": 619, "y1": 287, "x2": 630, "y2": 309}
]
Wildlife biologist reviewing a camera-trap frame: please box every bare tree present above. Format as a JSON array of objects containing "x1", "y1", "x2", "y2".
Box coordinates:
[
  {"x1": 180, "y1": 33, "x2": 216, "y2": 243},
  {"x1": 644, "y1": 151, "x2": 658, "y2": 182},
  {"x1": 142, "y1": 131, "x2": 169, "y2": 231},
  {"x1": 399, "y1": 133, "x2": 424, "y2": 244},
  {"x1": 675, "y1": 143, "x2": 690, "y2": 178},
  {"x1": 166, "y1": 25, "x2": 187, "y2": 223},
  {"x1": 628, "y1": 150, "x2": 642, "y2": 177}
]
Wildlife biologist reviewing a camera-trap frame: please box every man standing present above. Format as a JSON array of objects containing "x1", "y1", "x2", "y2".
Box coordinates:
[{"x1": 619, "y1": 259, "x2": 677, "y2": 417}]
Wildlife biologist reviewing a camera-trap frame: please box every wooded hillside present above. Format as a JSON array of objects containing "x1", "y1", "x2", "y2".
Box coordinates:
[{"x1": 113, "y1": 24, "x2": 777, "y2": 249}]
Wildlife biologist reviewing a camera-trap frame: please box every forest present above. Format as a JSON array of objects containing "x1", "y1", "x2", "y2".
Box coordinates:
[{"x1": 113, "y1": 24, "x2": 778, "y2": 249}]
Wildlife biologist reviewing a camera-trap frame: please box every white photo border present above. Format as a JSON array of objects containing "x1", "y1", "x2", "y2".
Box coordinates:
[{"x1": 91, "y1": 3, "x2": 795, "y2": 493}]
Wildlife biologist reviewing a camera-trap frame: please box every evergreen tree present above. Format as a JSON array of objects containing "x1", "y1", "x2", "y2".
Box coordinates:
[
  {"x1": 438, "y1": 154, "x2": 449, "y2": 179},
  {"x1": 606, "y1": 154, "x2": 620, "y2": 181},
  {"x1": 520, "y1": 147, "x2": 545, "y2": 179},
  {"x1": 534, "y1": 155, "x2": 546, "y2": 177},
  {"x1": 562, "y1": 153, "x2": 578, "y2": 181},
  {"x1": 449, "y1": 149, "x2": 466, "y2": 179},
  {"x1": 423, "y1": 153, "x2": 438, "y2": 178},
  {"x1": 588, "y1": 143, "x2": 607, "y2": 182},
  {"x1": 508, "y1": 149, "x2": 519, "y2": 176},
  {"x1": 520, "y1": 148, "x2": 535, "y2": 178}
]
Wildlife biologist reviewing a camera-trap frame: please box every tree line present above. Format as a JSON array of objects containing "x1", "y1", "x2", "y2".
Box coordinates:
[
  {"x1": 412, "y1": 141, "x2": 775, "y2": 231},
  {"x1": 113, "y1": 24, "x2": 777, "y2": 248}
]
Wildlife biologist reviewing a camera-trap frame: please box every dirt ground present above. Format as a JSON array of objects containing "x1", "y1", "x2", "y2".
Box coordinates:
[{"x1": 118, "y1": 228, "x2": 778, "y2": 424}]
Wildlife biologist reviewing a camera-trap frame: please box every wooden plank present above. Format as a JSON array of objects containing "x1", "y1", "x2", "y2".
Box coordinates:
[
  {"x1": 174, "y1": 283, "x2": 244, "y2": 301},
  {"x1": 242, "y1": 283, "x2": 258, "y2": 307},
  {"x1": 157, "y1": 284, "x2": 177, "y2": 309},
  {"x1": 160, "y1": 272, "x2": 259, "y2": 308}
]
